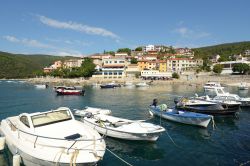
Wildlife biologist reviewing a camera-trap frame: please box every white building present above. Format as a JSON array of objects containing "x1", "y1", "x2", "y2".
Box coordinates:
[
  {"x1": 215, "y1": 60, "x2": 250, "y2": 74},
  {"x1": 64, "y1": 59, "x2": 83, "y2": 68},
  {"x1": 92, "y1": 58, "x2": 126, "y2": 79},
  {"x1": 166, "y1": 58, "x2": 203, "y2": 72},
  {"x1": 141, "y1": 70, "x2": 172, "y2": 78}
]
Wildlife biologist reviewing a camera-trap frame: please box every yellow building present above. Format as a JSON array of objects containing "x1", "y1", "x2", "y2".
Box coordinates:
[
  {"x1": 137, "y1": 60, "x2": 148, "y2": 71},
  {"x1": 159, "y1": 60, "x2": 167, "y2": 72}
]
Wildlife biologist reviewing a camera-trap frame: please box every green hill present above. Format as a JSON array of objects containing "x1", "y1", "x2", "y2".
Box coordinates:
[
  {"x1": 0, "y1": 51, "x2": 75, "y2": 78},
  {"x1": 193, "y1": 41, "x2": 250, "y2": 59}
]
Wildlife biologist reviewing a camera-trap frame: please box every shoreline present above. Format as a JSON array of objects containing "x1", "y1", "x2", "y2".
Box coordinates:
[{"x1": 20, "y1": 74, "x2": 250, "y2": 87}]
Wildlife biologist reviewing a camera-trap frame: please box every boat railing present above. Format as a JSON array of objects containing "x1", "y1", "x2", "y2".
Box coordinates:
[{"x1": 7, "y1": 119, "x2": 104, "y2": 153}]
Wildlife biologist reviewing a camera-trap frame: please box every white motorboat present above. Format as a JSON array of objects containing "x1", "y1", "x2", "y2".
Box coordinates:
[
  {"x1": 0, "y1": 107, "x2": 105, "y2": 165},
  {"x1": 211, "y1": 87, "x2": 250, "y2": 107},
  {"x1": 149, "y1": 104, "x2": 213, "y2": 128},
  {"x1": 124, "y1": 82, "x2": 134, "y2": 87},
  {"x1": 35, "y1": 84, "x2": 48, "y2": 89},
  {"x1": 82, "y1": 114, "x2": 165, "y2": 141},
  {"x1": 74, "y1": 106, "x2": 112, "y2": 117},
  {"x1": 135, "y1": 82, "x2": 149, "y2": 87},
  {"x1": 203, "y1": 82, "x2": 223, "y2": 91},
  {"x1": 238, "y1": 82, "x2": 249, "y2": 90},
  {"x1": 194, "y1": 95, "x2": 241, "y2": 111}
]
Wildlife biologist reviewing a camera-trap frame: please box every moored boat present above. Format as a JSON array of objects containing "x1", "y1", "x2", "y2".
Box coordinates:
[
  {"x1": 0, "y1": 107, "x2": 106, "y2": 165},
  {"x1": 211, "y1": 87, "x2": 250, "y2": 107},
  {"x1": 238, "y1": 82, "x2": 249, "y2": 90},
  {"x1": 35, "y1": 84, "x2": 48, "y2": 89},
  {"x1": 82, "y1": 114, "x2": 165, "y2": 141},
  {"x1": 56, "y1": 86, "x2": 85, "y2": 95},
  {"x1": 135, "y1": 82, "x2": 149, "y2": 87},
  {"x1": 149, "y1": 104, "x2": 213, "y2": 128},
  {"x1": 175, "y1": 97, "x2": 238, "y2": 115},
  {"x1": 74, "y1": 106, "x2": 112, "y2": 117}
]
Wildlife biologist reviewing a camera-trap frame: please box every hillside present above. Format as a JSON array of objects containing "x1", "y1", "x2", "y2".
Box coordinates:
[
  {"x1": 193, "y1": 41, "x2": 250, "y2": 59},
  {"x1": 0, "y1": 51, "x2": 74, "y2": 78}
]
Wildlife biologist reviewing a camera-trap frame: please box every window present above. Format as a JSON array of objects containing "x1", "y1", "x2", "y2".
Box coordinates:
[
  {"x1": 20, "y1": 116, "x2": 30, "y2": 127},
  {"x1": 31, "y1": 110, "x2": 72, "y2": 128}
]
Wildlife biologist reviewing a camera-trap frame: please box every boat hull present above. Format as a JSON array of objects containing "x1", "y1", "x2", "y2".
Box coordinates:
[
  {"x1": 149, "y1": 108, "x2": 212, "y2": 128},
  {"x1": 82, "y1": 119, "x2": 163, "y2": 141},
  {"x1": 176, "y1": 105, "x2": 237, "y2": 115},
  {"x1": 56, "y1": 90, "x2": 85, "y2": 95}
]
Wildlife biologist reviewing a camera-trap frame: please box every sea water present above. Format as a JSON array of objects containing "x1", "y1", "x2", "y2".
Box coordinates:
[{"x1": 0, "y1": 81, "x2": 249, "y2": 166}]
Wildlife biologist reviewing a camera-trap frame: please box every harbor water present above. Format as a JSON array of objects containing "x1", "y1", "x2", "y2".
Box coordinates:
[{"x1": 0, "y1": 81, "x2": 249, "y2": 166}]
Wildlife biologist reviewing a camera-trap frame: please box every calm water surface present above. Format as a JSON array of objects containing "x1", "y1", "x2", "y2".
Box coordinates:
[{"x1": 0, "y1": 81, "x2": 249, "y2": 166}]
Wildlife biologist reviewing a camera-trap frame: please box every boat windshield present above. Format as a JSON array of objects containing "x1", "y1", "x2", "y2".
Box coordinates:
[{"x1": 31, "y1": 110, "x2": 72, "y2": 127}]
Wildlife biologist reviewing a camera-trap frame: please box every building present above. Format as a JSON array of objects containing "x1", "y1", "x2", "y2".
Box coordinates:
[
  {"x1": 64, "y1": 59, "x2": 83, "y2": 68},
  {"x1": 215, "y1": 60, "x2": 250, "y2": 74},
  {"x1": 143, "y1": 45, "x2": 168, "y2": 53},
  {"x1": 141, "y1": 70, "x2": 172, "y2": 79},
  {"x1": 125, "y1": 64, "x2": 140, "y2": 78},
  {"x1": 175, "y1": 48, "x2": 194, "y2": 57},
  {"x1": 159, "y1": 60, "x2": 167, "y2": 72},
  {"x1": 115, "y1": 52, "x2": 128, "y2": 57},
  {"x1": 245, "y1": 50, "x2": 250, "y2": 56},
  {"x1": 43, "y1": 60, "x2": 62, "y2": 73},
  {"x1": 166, "y1": 58, "x2": 203, "y2": 72},
  {"x1": 210, "y1": 54, "x2": 220, "y2": 63},
  {"x1": 92, "y1": 58, "x2": 126, "y2": 79},
  {"x1": 137, "y1": 60, "x2": 148, "y2": 70}
]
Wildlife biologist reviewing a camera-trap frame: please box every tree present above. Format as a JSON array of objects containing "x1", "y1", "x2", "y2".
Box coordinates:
[
  {"x1": 135, "y1": 47, "x2": 142, "y2": 51},
  {"x1": 117, "y1": 48, "x2": 131, "y2": 55},
  {"x1": 81, "y1": 58, "x2": 96, "y2": 77},
  {"x1": 130, "y1": 57, "x2": 138, "y2": 64},
  {"x1": 213, "y1": 64, "x2": 223, "y2": 74},
  {"x1": 172, "y1": 72, "x2": 180, "y2": 79},
  {"x1": 104, "y1": 50, "x2": 115, "y2": 56},
  {"x1": 232, "y1": 63, "x2": 250, "y2": 74}
]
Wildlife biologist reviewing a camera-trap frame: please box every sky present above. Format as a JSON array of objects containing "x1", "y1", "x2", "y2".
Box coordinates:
[{"x1": 0, "y1": 0, "x2": 250, "y2": 56}]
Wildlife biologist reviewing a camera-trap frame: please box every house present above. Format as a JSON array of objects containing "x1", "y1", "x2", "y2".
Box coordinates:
[
  {"x1": 64, "y1": 59, "x2": 83, "y2": 68},
  {"x1": 43, "y1": 60, "x2": 62, "y2": 73},
  {"x1": 245, "y1": 50, "x2": 250, "y2": 56},
  {"x1": 125, "y1": 64, "x2": 140, "y2": 78},
  {"x1": 115, "y1": 52, "x2": 128, "y2": 57},
  {"x1": 210, "y1": 54, "x2": 220, "y2": 63}
]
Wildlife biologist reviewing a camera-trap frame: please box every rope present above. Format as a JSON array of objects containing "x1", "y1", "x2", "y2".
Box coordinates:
[
  {"x1": 211, "y1": 116, "x2": 216, "y2": 130},
  {"x1": 70, "y1": 149, "x2": 79, "y2": 166},
  {"x1": 106, "y1": 148, "x2": 133, "y2": 166},
  {"x1": 165, "y1": 129, "x2": 181, "y2": 148}
]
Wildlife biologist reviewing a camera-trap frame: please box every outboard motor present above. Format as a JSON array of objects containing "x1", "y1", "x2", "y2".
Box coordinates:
[{"x1": 84, "y1": 112, "x2": 93, "y2": 118}]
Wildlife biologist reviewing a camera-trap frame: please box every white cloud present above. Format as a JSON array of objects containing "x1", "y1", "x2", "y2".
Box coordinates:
[
  {"x1": 3, "y1": 35, "x2": 84, "y2": 57},
  {"x1": 3, "y1": 35, "x2": 55, "y2": 49},
  {"x1": 38, "y1": 15, "x2": 119, "y2": 39},
  {"x1": 173, "y1": 26, "x2": 210, "y2": 39}
]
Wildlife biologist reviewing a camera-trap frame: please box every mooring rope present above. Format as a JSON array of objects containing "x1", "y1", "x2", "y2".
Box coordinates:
[{"x1": 106, "y1": 148, "x2": 133, "y2": 166}]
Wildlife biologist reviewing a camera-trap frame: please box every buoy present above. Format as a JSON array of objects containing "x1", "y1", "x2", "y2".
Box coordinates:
[
  {"x1": 0, "y1": 137, "x2": 5, "y2": 151},
  {"x1": 13, "y1": 154, "x2": 21, "y2": 166}
]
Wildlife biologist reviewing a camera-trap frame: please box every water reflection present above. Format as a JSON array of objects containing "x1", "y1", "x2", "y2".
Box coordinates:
[{"x1": 105, "y1": 137, "x2": 165, "y2": 160}]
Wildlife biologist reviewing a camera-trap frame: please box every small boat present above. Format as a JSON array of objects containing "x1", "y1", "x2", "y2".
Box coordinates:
[
  {"x1": 56, "y1": 86, "x2": 85, "y2": 95},
  {"x1": 238, "y1": 82, "x2": 249, "y2": 90},
  {"x1": 135, "y1": 82, "x2": 149, "y2": 87},
  {"x1": 195, "y1": 95, "x2": 241, "y2": 111},
  {"x1": 74, "y1": 106, "x2": 112, "y2": 117},
  {"x1": 175, "y1": 97, "x2": 237, "y2": 115},
  {"x1": 82, "y1": 114, "x2": 165, "y2": 141},
  {"x1": 100, "y1": 84, "x2": 115, "y2": 89},
  {"x1": 0, "y1": 107, "x2": 106, "y2": 165},
  {"x1": 203, "y1": 82, "x2": 223, "y2": 90},
  {"x1": 211, "y1": 87, "x2": 250, "y2": 107},
  {"x1": 149, "y1": 104, "x2": 213, "y2": 128},
  {"x1": 124, "y1": 82, "x2": 134, "y2": 87},
  {"x1": 35, "y1": 84, "x2": 48, "y2": 89}
]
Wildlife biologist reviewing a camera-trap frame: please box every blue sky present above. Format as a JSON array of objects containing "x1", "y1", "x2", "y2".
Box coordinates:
[{"x1": 0, "y1": 0, "x2": 249, "y2": 56}]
